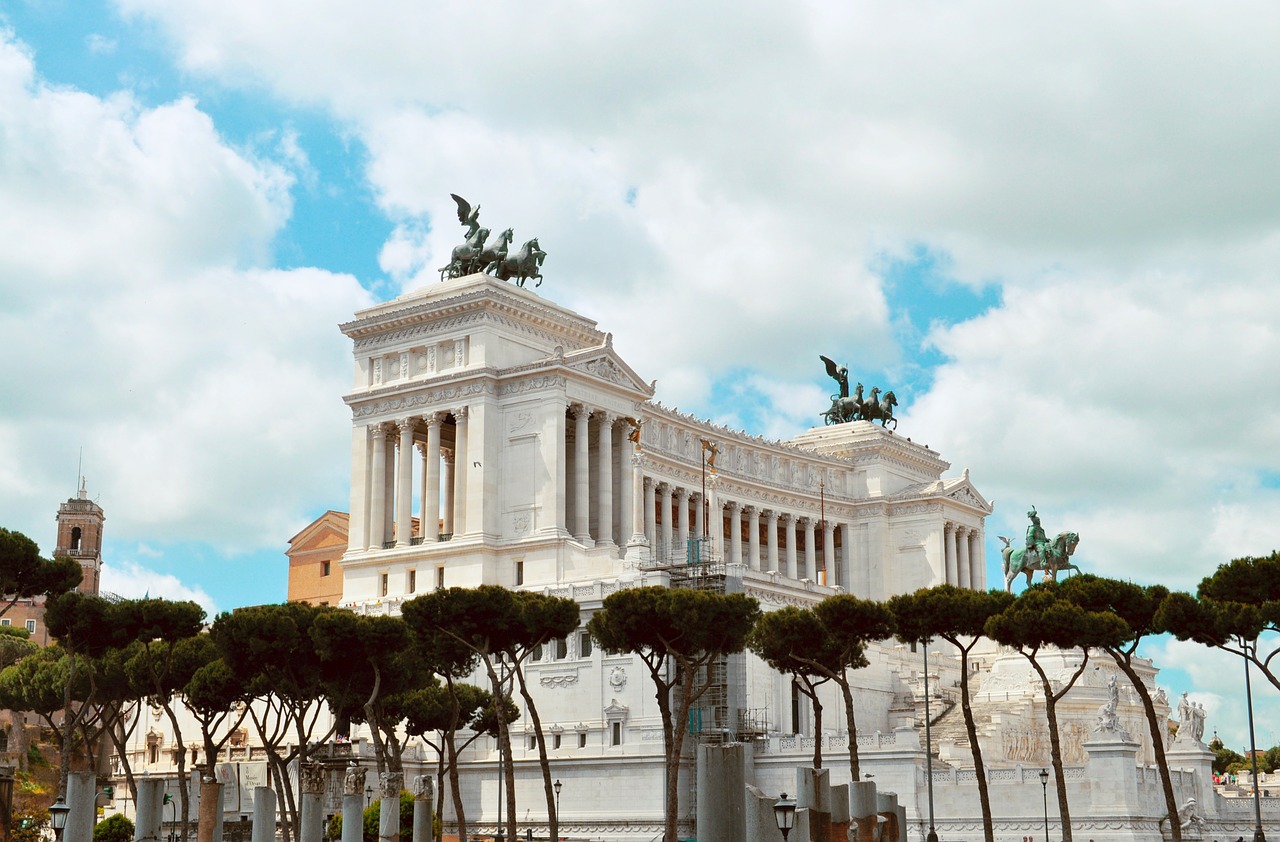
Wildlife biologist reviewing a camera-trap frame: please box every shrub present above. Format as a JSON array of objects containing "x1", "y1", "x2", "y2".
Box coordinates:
[
  {"x1": 94, "y1": 813, "x2": 135, "y2": 842},
  {"x1": 324, "y1": 791, "x2": 413, "y2": 842}
]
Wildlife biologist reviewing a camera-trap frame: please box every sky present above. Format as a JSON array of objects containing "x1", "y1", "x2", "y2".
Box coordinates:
[{"x1": 2, "y1": 1, "x2": 1280, "y2": 750}]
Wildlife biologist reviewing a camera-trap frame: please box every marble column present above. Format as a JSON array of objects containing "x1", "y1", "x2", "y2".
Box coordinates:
[
  {"x1": 957, "y1": 525, "x2": 971, "y2": 589},
  {"x1": 620, "y1": 427, "x2": 636, "y2": 546},
  {"x1": 628, "y1": 452, "x2": 646, "y2": 546},
  {"x1": 783, "y1": 514, "x2": 798, "y2": 579},
  {"x1": 451, "y1": 408, "x2": 468, "y2": 536},
  {"x1": 969, "y1": 529, "x2": 985, "y2": 589},
  {"x1": 676, "y1": 488, "x2": 690, "y2": 552},
  {"x1": 441, "y1": 451, "x2": 455, "y2": 536},
  {"x1": 383, "y1": 431, "x2": 395, "y2": 545},
  {"x1": 572, "y1": 404, "x2": 592, "y2": 543},
  {"x1": 395, "y1": 419, "x2": 415, "y2": 547},
  {"x1": 944, "y1": 523, "x2": 958, "y2": 585},
  {"x1": 803, "y1": 516, "x2": 817, "y2": 580},
  {"x1": 378, "y1": 772, "x2": 402, "y2": 842},
  {"x1": 728, "y1": 502, "x2": 742, "y2": 566},
  {"x1": 766, "y1": 510, "x2": 780, "y2": 573},
  {"x1": 746, "y1": 506, "x2": 761, "y2": 570},
  {"x1": 299, "y1": 764, "x2": 325, "y2": 842},
  {"x1": 823, "y1": 521, "x2": 836, "y2": 587},
  {"x1": 660, "y1": 483, "x2": 674, "y2": 553},
  {"x1": 369, "y1": 425, "x2": 387, "y2": 548},
  {"x1": 422, "y1": 413, "x2": 442, "y2": 542},
  {"x1": 644, "y1": 476, "x2": 657, "y2": 548},
  {"x1": 693, "y1": 492, "x2": 705, "y2": 542},
  {"x1": 597, "y1": 412, "x2": 614, "y2": 547}
]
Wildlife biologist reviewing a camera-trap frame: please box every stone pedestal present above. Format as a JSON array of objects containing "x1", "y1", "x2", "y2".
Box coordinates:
[
  {"x1": 796, "y1": 767, "x2": 831, "y2": 842},
  {"x1": 411, "y1": 776, "x2": 434, "y2": 842},
  {"x1": 251, "y1": 787, "x2": 276, "y2": 842},
  {"x1": 1084, "y1": 733, "x2": 1142, "y2": 812},
  {"x1": 65, "y1": 771, "x2": 97, "y2": 842},
  {"x1": 199, "y1": 778, "x2": 224, "y2": 842},
  {"x1": 697, "y1": 743, "x2": 749, "y2": 842},
  {"x1": 134, "y1": 778, "x2": 166, "y2": 842},
  {"x1": 1166, "y1": 740, "x2": 1218, "y2": 818}
]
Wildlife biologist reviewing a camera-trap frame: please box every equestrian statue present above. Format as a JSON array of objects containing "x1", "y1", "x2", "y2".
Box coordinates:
[
  {"x1": 438, "y1": 194, "x2": 547, "y2": 286},
  {"x1": 999, "y1": 506, "x2": 1082, "y2": 592},
  {"x1": 820, "y1": 355, "x2": 898, "y2": 429}
]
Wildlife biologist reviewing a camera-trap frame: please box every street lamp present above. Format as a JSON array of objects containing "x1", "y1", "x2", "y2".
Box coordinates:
[
  {"x1": 922, "y1": 641, "x2": 937, "y2": 842},
  {"x1": 49, "y1": 795, "x2": 71, "y2": 842},
  {"x1": 554, "y1": 779, "x2": 562, "y2": 819},
  {"x1": 1039, "y1": 769, "x2": 1050, "y2": 842},
  {"x1": 1242, "y1": 639, "x2": 1267, "y2": 842},
  {"x1": 773, "y1": 793, "x2": 796, "y2": 841},
  {"x1": 365, "y1": 785, "x2": 373, "y2": 807}
]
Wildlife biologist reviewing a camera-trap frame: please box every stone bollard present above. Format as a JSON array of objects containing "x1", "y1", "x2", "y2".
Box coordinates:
[
  {"x1": 796, "y1": 767, "x2": 830, "y2": 842},
  {"x1": 299, "y1": 764, "x2": 326, "y2": 842},
  {"x1": 379, "y1": 772, "x2": 403, "y2": 842},
  {"x1": 134, "y1": 778, "x2": 166, "y2": 842},
  {"x1": 831, "y1": 784, "x2": 851, "y2": 842},
  {"x1": 65, "y1": 771, "x2": 97, "y2": 842},
  {"x1": 199, "y1": 776, "x2": 224, "y2": 842},
  {"x1": 251, "y1": 787, "x2": 276, "y2": 842},
  {"x1": 411, "y1": 776, "x2": 434, "y2": 842},
  {"x1": 745, "y1": 785, "x2": 811, "y2": 842},
  {"x1": 696, "y1": 743, "x2": 749, "y2": 842},
  {"x1": 342, "y1": 765, "x2": 367, "y2": 842}
]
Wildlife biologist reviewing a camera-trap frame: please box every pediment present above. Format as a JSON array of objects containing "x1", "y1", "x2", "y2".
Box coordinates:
[
  {"x1": 564, "y1": 346, "x2": 654, "y2": 397},
  {"x1": 288, "y1": 511, "x2": 351, "y2": 551}
]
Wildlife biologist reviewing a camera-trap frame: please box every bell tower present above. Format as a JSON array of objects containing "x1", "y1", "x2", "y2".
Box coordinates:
[{"x1": 54, "y1": 479, "x2": 104, "y2": 596}]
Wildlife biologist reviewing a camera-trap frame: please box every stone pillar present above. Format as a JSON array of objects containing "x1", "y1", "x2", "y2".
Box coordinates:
[
  {"x1": 395, "y1": 419, "x2": 415, "y2": 547},
  {"x1": 134, "y1": 777, "x2": 165, "y2": 842},
  {"x1": 379, "y1": 772, "x2": 403, "y2": 842},
  {"x1": 572, "y1": 404, "x2": 591, "y2": 543},
  {"x1": 628, "y1": 452, "x2": 647, "y2": 548},
  {"x1": 676, "y1": 488, "x2": 690, "y2": 552},
  {"x1": 970, "y1": 529, "x2": 985, "y2": 589},
  {"x1": 746, "y1": 506, "x2": 761, "y2": 571},
  {"x1": 766, "y1": 511, "x2": 779, "y2": 573},
  {"x1": 597, "y1": 413, "x2": 614, "y2": 547},
  {"x1": 803, "y1": 517, "x2": 817, "y2": 580},
  {"x1": 693, "y1": 492, "x2": 705, "y2": 543},
  {"x1": 65, "y1": 771, "x2": 96, "y2": 842},
  {"x1": 198, "y1": 776, "x2": 223, "y2": 842},
  {"x1": 451, "y1": 408, "x2": 468, "y2": 536},
  {"x1": 728, "y1": 502, "x2": 743, "y2": 566},
  {"x1": 746, "y1": 785, "x2": 809, "y2": 842},
  {"x1": 643, "y1": 476, "x2": 657, "y2": 548},
  {"x1": 695, "y1": 743, "x2": 748, "y2": 842},
  {"x1": 660, "y1": 483, "x2": 674, "y2": 553},
  {"x1": 957, "y1": 525, "x2": 971, "y2": 589},
  {"x1": 441, "y1": 451, "x2": 455, "y2": 536},
  {"x1": 796, "y1": 767, "x2": 831, "y2": 842},
  {"x1": 784, "y1": 514, "x2": 798, "y2": 579},
  {"x1": 822, "y1": 522, "x2": 836, "y2": 587},
  {"x1": 341, "y1": 766, "x2": 367, "y2": 842},
  {"x1": 251, "y1": 787, "x2": 277, "y2": 842},
  {"x1": 1084, "y1": 734, "x2": 1142, "y2": 812},
  {"x1": 299, "y1": 763, "x2": 326, "y2": 842},
  {"x1": 422, "y1": 413, "x2": 442, "y2": 542},
  {"x1": 620, "y1": 425, "x2": 635, "y2": 547},
  {"x1": 411, "y1": 776, "x2": 434, "y2": 842},
  {"x1": 383, "y1": 431, "x2": 396, "y2": 546},
  {"x1": 944, "y1": 523, "x2": 958, "y2": 585},
  {"x1": 368, "y1": 425, "x2": 387, "y2": 548}
]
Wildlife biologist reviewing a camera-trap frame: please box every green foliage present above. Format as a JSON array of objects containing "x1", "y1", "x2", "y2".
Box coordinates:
[
  {"x1": 0, "y1": 646, "x2": 78, "y2": 718},
  {"x1": 888, "y1": 585, "x2": 1012, "y2": 645},
  {"x1": 587, "y1": 586, "x2": 760, "y2": 666},
  {"x1": 324, "y1": 790, "x2": 413, "y2": 842},
  {"x1": 0, "y1": 527, "x2": 83, "y2": 606},
  {"x1": 984, "y1": 581, "x2": 1127, "y2": 652},
  {"x1": 93, "y1": 813, "x2": 135, "y2": 842},
  {"x1": 9, "y1": 806, "x2": 49, "y2": 842}
]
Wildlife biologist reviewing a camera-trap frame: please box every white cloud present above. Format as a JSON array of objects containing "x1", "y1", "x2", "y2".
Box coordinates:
[{"x1": 100, "y1": 560, "x2": 219, "y2": 618}]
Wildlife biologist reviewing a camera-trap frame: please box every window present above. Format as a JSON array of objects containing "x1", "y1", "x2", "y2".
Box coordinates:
[
  {"x1": 148, "y1": 743, "x2": 159, "y2": 764},
  {"x1": 25, "y1": 620, "x2": 35, "y2": 634},
  {"x1": 578, "y1": 733, "x2": 587, "y2": 749},
  {"x1": 554, "y1": 638, "x2": 568, "y2": 660},
  {"x1": 319, "y1": 601, "x2": 329, "y2": 607},
  {"x1": 407, "y1": 569, "x2": 416, "y2": 594},
  {"x1": 611, "y1": 722, "x2": 622, "y2": 746},
  {"x1": 578, "y1": 632, "x2": 593, "y2": 658},
  {"x1": 515, "y1": 560, "x2": 524, "y2": 586},
  {"x1": 380, "y1": 573, "x2": 389, "y2": 597},
  {"x1": 70, "y1": 526, "x2": 82, "y2": 551},
  {"x1": 532, "y1": 643, "x2": 544, "y2": 661},
  {"x1": 0, "y1": 619, "x2": 9, "y2": 627},
  {"x1": 552, "y1": 733, "x2": 561, "y2": 750},
  {"x1": 528, "y1": 736, "x2": 537, "y2": 750},
  {"x1": 321, "y1": 560, "x2": 331, "y2": 577},
  {"x1": 436, "y1": 567, "x2": 445, "y2": 589}
]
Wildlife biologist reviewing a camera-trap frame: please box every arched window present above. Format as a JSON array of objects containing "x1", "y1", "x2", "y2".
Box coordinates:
[{"x1": 70, "y1": 527, "x2": 82, "y2": 551}]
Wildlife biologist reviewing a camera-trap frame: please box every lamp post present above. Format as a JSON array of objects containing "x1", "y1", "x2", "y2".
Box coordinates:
[
  {"x1": 49, "y1": 795, "x2": 71, "y2": 842},
  {"x1": 554, "y1": 779, "x2": 562, "y2": 823},
  {"x1": 922, "y1": 641, "x2": 937, "y2": 842},
  {"x1": 1039, "y1": 769, "x2": 1050, "y2": 842},
  {"x1": 365, "y1": 785, "x2": 373, "y2": 807},
  {"x1": 164, "y1": 792, "x2": 176, "y2": 842},
  {"x1": 1243, "y1": 639, "x2": 1266, "y2": 842},
  {"x1": 773, "y1": 792, "x2": 796, "y2": 841}
]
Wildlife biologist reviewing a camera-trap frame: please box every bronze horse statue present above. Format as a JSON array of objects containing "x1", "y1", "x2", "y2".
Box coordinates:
[
  {"x1": 490, "y1": 237, "x2": 546, "y2": 288},
  {"x1": 1000, "y1": 531, "x2": 1081, "y2": 592}
]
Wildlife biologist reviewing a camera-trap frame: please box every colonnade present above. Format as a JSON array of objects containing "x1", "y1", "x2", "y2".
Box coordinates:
[
  {"x1": 363, "y1": 411, "x2": 467, "y2": 549},
  {"x1": 943, "y1": 522, "x2": 985, "y2": 589}
]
